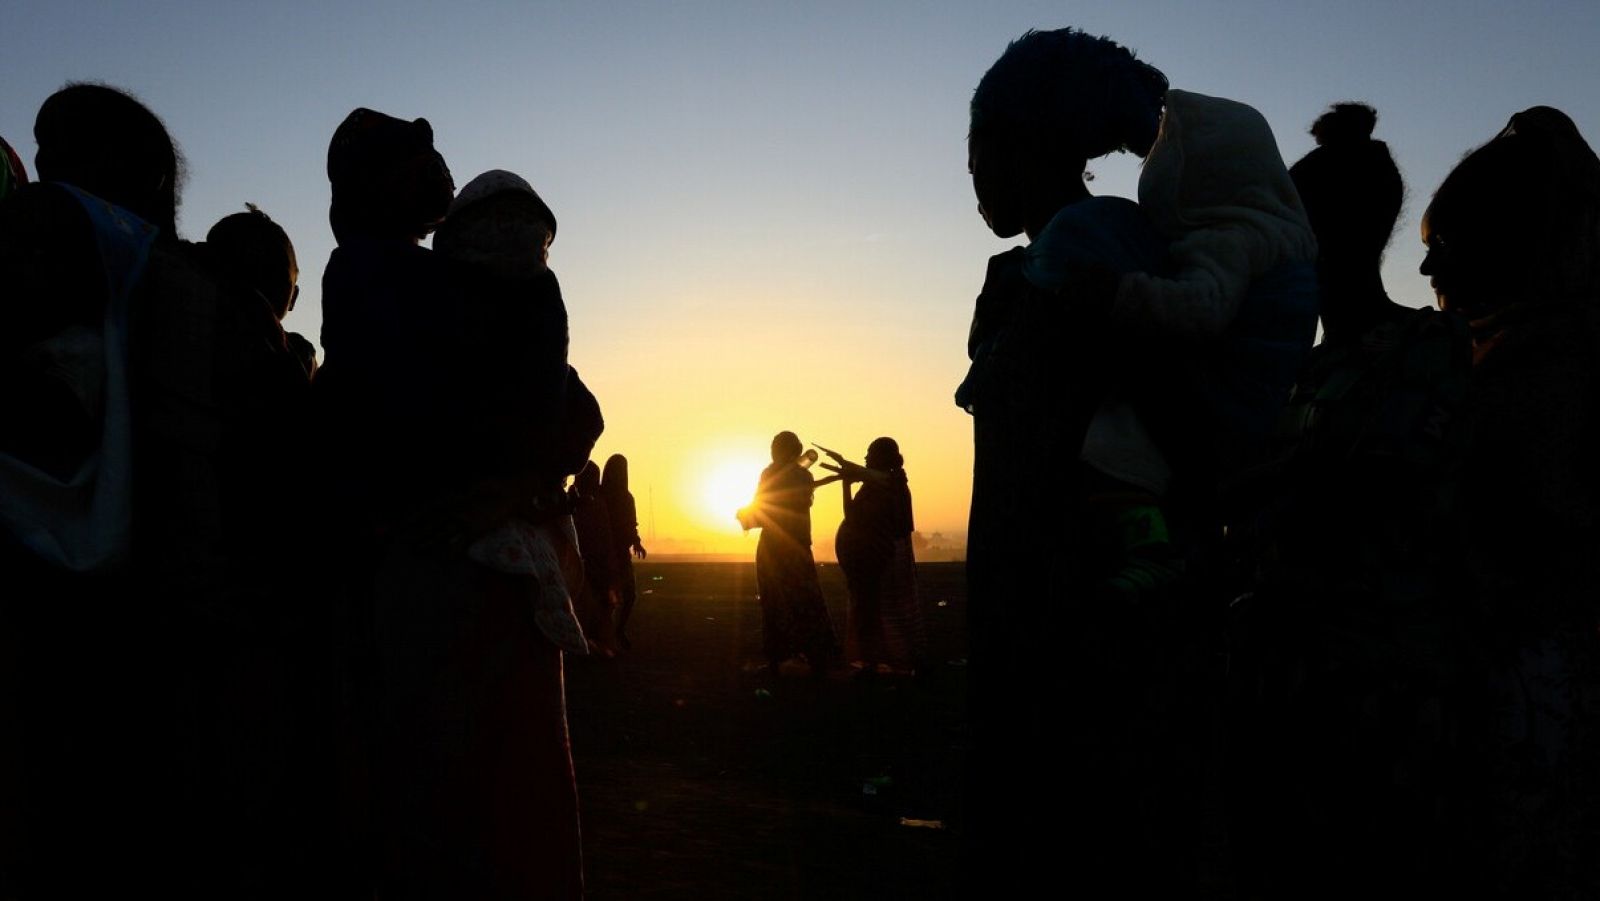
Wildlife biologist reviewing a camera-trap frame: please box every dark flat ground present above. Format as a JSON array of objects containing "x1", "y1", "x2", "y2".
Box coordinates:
[{"x1": 565, "y1": 562, "x2": 969, "y2": 901}]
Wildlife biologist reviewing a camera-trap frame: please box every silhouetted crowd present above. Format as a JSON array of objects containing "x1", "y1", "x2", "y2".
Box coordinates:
[
  {"x1": 2, "y1": 21, "x2": 1598, "y2": 901},
  {"x1": 0, "y1": 87, "x2": 654, "y2": 899},
  {"x1": 960, "y1": 28, "x2": 1600, "y2": 901}
]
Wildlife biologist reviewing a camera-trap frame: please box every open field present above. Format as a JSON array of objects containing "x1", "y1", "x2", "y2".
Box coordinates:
[{"x1": 566, "y1": 561, "x2": 968, "y2": 901}]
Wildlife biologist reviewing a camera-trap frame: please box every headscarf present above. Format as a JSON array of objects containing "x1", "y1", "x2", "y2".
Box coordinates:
[
  {"x1": 865, "y1": 437, "x2": 903, "y2": 472},
  {"x1": 433, "y1": 168, "x2": 557, "y2": 277},
  {"x1": 447, "y1": 169, "x2": 556, "y2": 237},
  {"x1": 770, "y1": 431, "x2": 803, "y2": 465},
  {"x1": 575, "y1": 460, "x2": 601, "y2": 496},
  {"x1": 327, "y1": 108, "x2": 453, "y2": 244},
  {"x1": 601, "y1": 454, "x2": 629, "y2": 495}
]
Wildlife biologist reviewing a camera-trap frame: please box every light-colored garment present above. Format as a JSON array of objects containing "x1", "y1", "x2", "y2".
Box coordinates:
[
  {"x1": 0, "y1": 187, "x2": 154, "y2": 570},
  {"x1": 1115, "y1": 88, "x2": 1317, "y2": 339},
  {"x1": 468, "y1": 515, "x2": 589, "y2": 654},
  {"x1": 1082, "y1": 89, "x2": 1319, "y2": 491}
]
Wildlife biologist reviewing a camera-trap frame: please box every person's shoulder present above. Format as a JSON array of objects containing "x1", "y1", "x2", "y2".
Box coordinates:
[
  {"x1": 0, "y1": 181, "x2": 93, "y2": 236},
  {"x1": 0, "y1": 182, "x2": 99, "y2": 279}
]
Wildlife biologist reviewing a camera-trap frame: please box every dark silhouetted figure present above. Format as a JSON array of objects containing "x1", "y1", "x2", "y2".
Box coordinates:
[
  {"x1": 1419, "y1": 106, "x2": 1600, "y2": 901},
  {"x1": 571, "y1": 460, "x2": 620, "y2": 657},
  {"x1": 1, "y1": 83, "x2": 320, "y2": 898},
  {"x1": 601, "y1": 453, "x2": 648, "y2": 650},
  {"x1": 1225, "y1": 103, "x2": 1477, "y2": 900},
  {"x1": 960, "y1": 28, "x2": 1317, "y2": 895},
  {"x1": 744, "y1": 431, "x2": 838, "y2": 680},
  {"x1": 829, "y1": 438, "x2": 925, "y2": 676},
  {"x1": 315, "y1": 110, "x2": 586, "y2": 900},
  {"x1": 960, "y1": 31, "x2": 1170, "y2": 895},
  {"x1": 436, "y1": 168, "x2": 596, "y2": 661},
  {"x1": 206, "y1": 204, "x2": 319, "y2": 377}
]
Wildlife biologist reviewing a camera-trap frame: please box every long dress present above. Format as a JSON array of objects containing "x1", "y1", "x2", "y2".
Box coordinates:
[
  {"x1": 836, "y1": 472, "x2": 925, "y2": 670},
  {"x1": 317, "y1": 238, "x2": 586, "y2": 899},
  {"x1": 751, "y1": 461, "x2": 839, "y2": 668},
  {"x1": 606, "y1": 488, "x2": 643, "y2": 643}
]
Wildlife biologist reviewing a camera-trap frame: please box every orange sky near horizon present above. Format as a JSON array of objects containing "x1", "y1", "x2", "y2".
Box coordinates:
[{"x1": 577, "y1": 319, "x2": 980, "y2": 558}]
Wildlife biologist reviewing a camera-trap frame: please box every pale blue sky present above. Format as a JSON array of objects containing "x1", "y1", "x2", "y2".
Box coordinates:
[{"x1": 4, "y1": 1, "x2": 1598, "y2": 545}]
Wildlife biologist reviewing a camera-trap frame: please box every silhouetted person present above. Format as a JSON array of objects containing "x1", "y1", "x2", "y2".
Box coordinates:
[
  {"x1": 959, "y1": 32, "x2": 1169, "y2": 893},
  {"x1": 960, "y1": 28, "x2": 1317, "y2": 894},
  {"x1": 1289, "y1": 104, "x2": 1412, "y2": 342},
  {"x1": 828, "y1": 438, "x2": 925, "y2": 677},
  {"x1": 601, "y1": 453, "x2": 647, "y2": 650},
  {"x1": 1419, "y1": 106, "x2": 1600, "y2": 900},
  {"x1": 1, "y1": 82, "x2": 319, "y2": 898},
  {"x1": 437, "y1": 168, "x2": 592, "y2": 658},
  {"x1": 742, "y1": 431, "x2": 838, "y2": 680},
  {"x1": 206, "y1": 204, "x2": 320, "y2": 378},
  {"x1": 315, "y1": 109, "x2": 586, "y2": 899},
  {"x1": 1224, "y1": 102, "x2": 1477, "y2": 900},
  {"x1": 571, "y1": 460, "x2": 620, "y2": 657}
]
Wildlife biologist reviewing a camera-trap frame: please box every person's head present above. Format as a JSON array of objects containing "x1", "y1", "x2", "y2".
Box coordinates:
[
  {"x1": 601, "y1": 453, "x2": 629, "y2": 493},
  {"x1": 770, "y1": 431, "x2": 803, "y2": 465},
  {"x1": 577, "y1": 460, "x2": 602, "y2": 494},
  {"x1": 968, "y1": 28, "x2": 1167, "y2": 238},
  {"x1": 865, "y1": 437, "x2": 903, "y2": 472},
  {"x1": 34, "y1": 83, "x2": 183, "y2": 239},
  {"x1": 327, "y1": 108, "x2": 454, "y2": 245},
  {"x1": 1421, "y1": 106, "x2": 1600, "y2": 318},
  {"x1": 1289, "y1": 103, "x2": 1404, "y2": 266},
  {"x1": 0, "y1": 134, "x2": 27, "y2": 203},
  {"x1": 206, "y1": 204, "x2": 299, "y2": 320},
  {"x1": 433, "y1": 169, "x2": 557, "y2": 279}
]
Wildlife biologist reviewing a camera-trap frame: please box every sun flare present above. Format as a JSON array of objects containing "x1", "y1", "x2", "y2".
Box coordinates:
[{"x1": 694, "y1": 449, "x2": 768, "y2": 531}]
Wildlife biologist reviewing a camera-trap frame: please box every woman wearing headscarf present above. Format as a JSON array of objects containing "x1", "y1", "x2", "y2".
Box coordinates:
[
  {"x1": 601, "y1": 453, "x2": 648, "y2": 650},
  {"x1": 570, "y1": 459, "x2": 618, "y2": 656},
  {"x1": 742, "y1": 431, "x2": 839, "y2": 680},
  {"x1": 830, "y1": 437, "x2": 925, "y2": 677},
  {"x1": 316, "y1": 108, "x2": 586, "y2": 899},
  {"x1": 1418, "y1": 107, "x2": 1600, "y2": 899}
]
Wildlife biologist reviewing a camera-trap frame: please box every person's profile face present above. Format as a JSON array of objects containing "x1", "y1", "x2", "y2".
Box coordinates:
[
  {"x1": 968, "y1": 134, "x2": 1028, "y2": 239},
  {"x1": 1419, "y1": 202, "x2": 1521, "y2": 319}
]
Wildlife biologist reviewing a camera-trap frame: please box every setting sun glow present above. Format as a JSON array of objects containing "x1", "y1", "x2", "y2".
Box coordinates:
[{"x1": 693, "y1": 449, "x2": 769, "y2": 532}]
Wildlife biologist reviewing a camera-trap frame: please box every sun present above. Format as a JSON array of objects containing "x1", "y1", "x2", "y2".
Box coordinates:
[{"x1": 693, "y1": 449, "x2": 768, "y2": 531}]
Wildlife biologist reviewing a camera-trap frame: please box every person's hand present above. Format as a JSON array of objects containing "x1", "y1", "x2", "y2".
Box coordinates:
[{"x1": 632, "y1": 542, "x2": 648, "y2": 560}]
